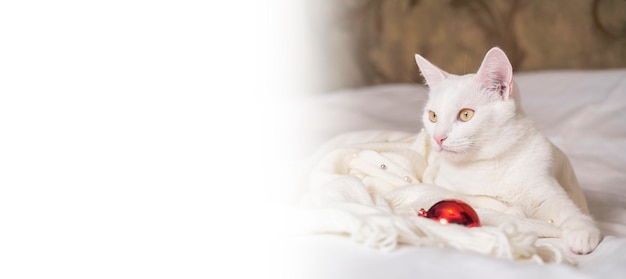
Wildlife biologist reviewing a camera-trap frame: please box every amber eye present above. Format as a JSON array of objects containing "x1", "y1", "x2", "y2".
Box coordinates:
[
  {"x1": 459, "y1": 108, "x2": 474, "y2": 122},
  {"x1": 428, "y1": 110, "x2": 437, "y2": 123}
]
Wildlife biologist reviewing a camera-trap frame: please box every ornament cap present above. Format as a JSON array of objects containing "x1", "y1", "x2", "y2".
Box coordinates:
[{"x1": 417, "y1": 208, "x2": 427, "y2": 217}]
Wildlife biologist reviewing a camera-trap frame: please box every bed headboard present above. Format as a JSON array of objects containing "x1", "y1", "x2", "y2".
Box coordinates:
[{"x1": 317, "y1": 0, "x2": 626, "y2": 91}]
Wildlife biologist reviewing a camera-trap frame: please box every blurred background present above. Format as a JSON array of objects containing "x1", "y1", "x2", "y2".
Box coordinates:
[{"x1": 308, "y1": 0, "x2": 626, "y2": 92}]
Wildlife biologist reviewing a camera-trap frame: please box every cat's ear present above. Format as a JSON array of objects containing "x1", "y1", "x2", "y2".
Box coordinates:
[
  {"x1": 415, "y1": 54, "x2": 449, "y2": 88},
  {"x1": 475, "y1": 47, "x2": 513, "y2": 100}
]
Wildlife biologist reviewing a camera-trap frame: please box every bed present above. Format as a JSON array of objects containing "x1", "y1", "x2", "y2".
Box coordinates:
[{"x1": 279, "y1": 69, "x2": 626, "y2": 278}]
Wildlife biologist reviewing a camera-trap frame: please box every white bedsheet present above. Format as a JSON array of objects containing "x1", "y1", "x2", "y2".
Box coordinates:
[{"x1": 280, "y1": 69, "x2": 626, "y2": 279}]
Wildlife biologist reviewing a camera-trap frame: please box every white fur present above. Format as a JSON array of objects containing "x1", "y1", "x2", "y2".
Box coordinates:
[{"x1": 414, "y1": 47, "x2": 601, "y2": 254}]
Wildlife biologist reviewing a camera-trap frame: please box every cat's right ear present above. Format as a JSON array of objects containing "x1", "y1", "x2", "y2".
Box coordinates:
[{"x1": 415, "y1": 54, "x2": 449, "y2": 88}]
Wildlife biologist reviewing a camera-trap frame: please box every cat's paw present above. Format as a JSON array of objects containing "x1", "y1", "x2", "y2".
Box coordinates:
[{"x1": 562, "y1": 219, "x2": 601, "y2": 255}]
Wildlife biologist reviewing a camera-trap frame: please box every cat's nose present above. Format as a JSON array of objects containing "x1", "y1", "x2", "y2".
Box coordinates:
[{"x1": 435, "y1": 136, "x2": 447, "y2": 147}]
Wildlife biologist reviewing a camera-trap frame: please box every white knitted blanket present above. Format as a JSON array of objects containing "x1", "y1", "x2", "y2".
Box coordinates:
[{"x1": 296, "y1": 130, "x2": 568, "y2": 263}]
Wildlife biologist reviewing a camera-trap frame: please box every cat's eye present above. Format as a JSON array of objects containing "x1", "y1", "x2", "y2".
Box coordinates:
[
  {"x1": 428, "y1": 110, "x2": 437, "y2": 123},
  {"x1": 459, "y1": 108, "x2": 474, "y2": 122}
]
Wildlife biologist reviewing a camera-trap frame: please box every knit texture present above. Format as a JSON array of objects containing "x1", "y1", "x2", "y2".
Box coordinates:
[{"x1": 296, "y1": 130, "x2": 566, "y2": 263}]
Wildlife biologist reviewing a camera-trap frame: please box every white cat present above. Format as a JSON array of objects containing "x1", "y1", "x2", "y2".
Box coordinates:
[{"x1": 413, "y1": 47, "x2": 601, "y2": 254}]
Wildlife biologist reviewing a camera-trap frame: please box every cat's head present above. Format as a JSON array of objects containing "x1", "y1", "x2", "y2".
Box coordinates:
[{"x1": 414, "y1": 47, "x2": 521, "y2": 162}]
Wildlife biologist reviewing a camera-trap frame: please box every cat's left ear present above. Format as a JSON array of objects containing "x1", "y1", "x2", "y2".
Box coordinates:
[{"x1": 475, "y1": 47, "x2": 513, "y2": 100}]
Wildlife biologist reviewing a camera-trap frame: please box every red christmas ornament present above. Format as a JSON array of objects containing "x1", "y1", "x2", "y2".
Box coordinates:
[{"x1": 417, "y1": 199, "x2": 481, "y2": 228}]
